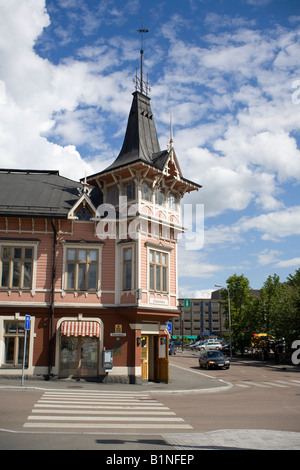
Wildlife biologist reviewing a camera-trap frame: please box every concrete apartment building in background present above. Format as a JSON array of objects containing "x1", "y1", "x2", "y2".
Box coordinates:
[{"x1": 171, "y1": 295, "x2": 227, "y2": 340}]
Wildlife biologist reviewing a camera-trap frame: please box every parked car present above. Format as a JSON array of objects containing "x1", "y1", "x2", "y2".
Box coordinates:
[
  {"x1": 169, "y1": 342, "x2": 177, "y2": 355},
  {"x1": 220, "y1": 342, "x2": 235, "y2": 355},
  {"x1": 199, "y1": 350, "x2": 230, "y2": 369},
  {"x1": 189, "y1": 340, "x2": 205, "y2": 351},
  {"x1": 199, "y1": 340, "x2": 223, "y2": 351}
]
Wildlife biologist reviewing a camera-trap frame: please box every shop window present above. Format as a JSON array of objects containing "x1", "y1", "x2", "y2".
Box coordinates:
[
  {"x1": 3, "y1": 321, "x2": 28, "y2": 367},
  {"x1": 149, "y1": 249, "x2": 168, "y2": 293},
  {"x1": 0, "y1": 246, "x2": 33, "y2": 290},
  {"x1": 60, "y1": 336, "x2": 98, "y2": 377},
  {"x1": 66, "y1": 248, "x2": 98, "y2": 291}
]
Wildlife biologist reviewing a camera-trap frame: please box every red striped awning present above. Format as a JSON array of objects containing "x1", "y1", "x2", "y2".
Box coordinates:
[{"x1": 60, "y1": 321, "x2": 100, "y2": 338}]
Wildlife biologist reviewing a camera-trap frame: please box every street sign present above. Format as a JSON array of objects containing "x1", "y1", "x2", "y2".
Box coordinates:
[
  {"x1": 184, "y1": 299, "x2": 190, "y2": 308},
  {"x1": 165, "y1": 322, "x2": 172, "y2": 337},
  {"x1": 25, "y1": 315, "x2": 31, "y2": 330}
]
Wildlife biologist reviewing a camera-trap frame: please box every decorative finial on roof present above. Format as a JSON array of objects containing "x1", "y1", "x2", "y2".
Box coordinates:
[
  {"x1": 134, "y1": 17, "x2": 150, "y2": 96},
  {"x1": 167, "y1": 109, "x2": 174, "y2": 151}
]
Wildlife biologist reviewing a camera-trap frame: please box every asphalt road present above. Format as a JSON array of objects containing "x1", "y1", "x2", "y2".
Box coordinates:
[{"x1": 0, "y1": 351, "x2": 299, "y2": 450}]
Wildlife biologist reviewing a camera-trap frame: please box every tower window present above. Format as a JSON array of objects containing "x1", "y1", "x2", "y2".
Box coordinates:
[
  {"x1": 141, "y1": 181, "x2": 152, "y2": 202},
  {"x1": 123, "y1": 181, "x2": 135, "y2": 201}
]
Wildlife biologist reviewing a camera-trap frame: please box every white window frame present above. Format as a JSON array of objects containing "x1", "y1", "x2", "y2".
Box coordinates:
[
  {"x1": 120, "y1": 243, "x2": 135, "y2": 293},
  {"x1": 146, "y1": 243, "x2": 172, "y2": 294},
  {"x1": 0, "y1": 314, "x2": 35, "y2": 374},
  {"x1": 61, "y1": 242, "x2": 103, "y2": 298},
  {"x1": 0, "y1": 240, "x2": 39, "y2": 296}
]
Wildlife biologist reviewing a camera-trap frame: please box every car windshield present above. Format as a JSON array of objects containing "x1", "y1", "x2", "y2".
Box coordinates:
[{"x1": 207, "y1": 351, "x2": 223, "y2": 358}]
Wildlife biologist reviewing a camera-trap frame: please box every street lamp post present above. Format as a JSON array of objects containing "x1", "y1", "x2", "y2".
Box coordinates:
[{"x1": 215, "y1": 284, "x2": 232, "y2": 359}]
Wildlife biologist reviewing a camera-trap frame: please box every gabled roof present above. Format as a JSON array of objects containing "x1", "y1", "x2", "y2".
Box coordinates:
[{"x1": 0, "y1": 169, "x2": 102, "y2": 219}]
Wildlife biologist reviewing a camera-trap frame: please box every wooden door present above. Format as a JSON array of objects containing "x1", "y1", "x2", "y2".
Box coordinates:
[
  {"x1": 141, "y1": 335, "x2": 149, "y2": 380},
  {"x1": 154, "y1": 334, "x2": 169, "y2": 383}
]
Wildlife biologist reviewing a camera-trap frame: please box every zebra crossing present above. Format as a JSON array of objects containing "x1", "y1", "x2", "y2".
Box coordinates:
[
  {"x1": 235, "y1": 379, "x2": 300, "y2": 389},
  {"x1": 23, "y1": 390, "x2": 193, "y2": 431}
]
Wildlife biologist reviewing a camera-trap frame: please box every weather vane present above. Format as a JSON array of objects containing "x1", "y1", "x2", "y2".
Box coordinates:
[{"x1": 134, "y1": 17, "x2": 150, "y2": 95}]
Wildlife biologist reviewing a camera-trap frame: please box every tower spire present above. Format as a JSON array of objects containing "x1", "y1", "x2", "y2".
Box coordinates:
[{"x1": 135, "y1": 17, "x2": 150, "y2": 95}]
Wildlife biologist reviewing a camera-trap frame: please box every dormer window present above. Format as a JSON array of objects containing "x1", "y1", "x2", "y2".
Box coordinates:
[{"x1": 76, "y1": 205, "x2": 92, "y2": 221}]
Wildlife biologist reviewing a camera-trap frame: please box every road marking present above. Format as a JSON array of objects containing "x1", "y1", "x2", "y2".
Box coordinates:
[
  {"x1": 23, "y1": 423, "x2": 193, "y2": 429},
  {"x1": 236, "y1": 379, "x2": 300, "y2": 389},
  {"x1": 262, "y1": 382, "x2": 289, "y2": 388},
  {"x1": 24, "y1": 390, "x2": 193, "y2": 431},
  {"x1": 42, "y1": 392, "x2": 150, "y2": 399},
  {"x1": 38, "y1": 400, "x2": 161, "y2": 406},
  {"x1": 34, "y1": 403, "x2": 169, "y2": 410},
  {"x1": 27, "y1": 415, "x2": 185, "y2": 422},
  {"x1": 240, "y1": 381, "x2": 271, "y2": 388},
  {"x1": 32, "y1": 409, "x2": 176, "y2": 415},
  {"x1": 275, "y1": 380, "x2": 300, "y2": 387}
]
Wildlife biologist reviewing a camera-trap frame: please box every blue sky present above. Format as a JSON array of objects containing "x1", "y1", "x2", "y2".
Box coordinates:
[{"x1": 0, "y1": 0, "x2": 300, "y2": 297}]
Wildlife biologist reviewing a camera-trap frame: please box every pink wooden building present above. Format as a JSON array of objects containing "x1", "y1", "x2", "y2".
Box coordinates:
[{"x1": 0, "y1": 87, "x2": 200, "y2": 383}]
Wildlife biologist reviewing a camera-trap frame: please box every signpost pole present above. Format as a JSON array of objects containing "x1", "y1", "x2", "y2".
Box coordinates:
[
  {"x1": 182, "y1": 299, "x2": 190, "y2": 350},
  {"x1": 21, "y1": 315, "x2": 30, "y2": 386}
]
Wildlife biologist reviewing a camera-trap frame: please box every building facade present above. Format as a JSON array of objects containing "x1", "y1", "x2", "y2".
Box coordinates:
[
  {"x1": 171, "y1": 297, "x2": 227, "y2": 340},
  {"x1": 0, "y1": 87, "x2": 200, "y2": 383}
]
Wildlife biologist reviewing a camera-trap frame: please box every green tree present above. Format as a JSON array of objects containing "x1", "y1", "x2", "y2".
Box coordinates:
[
  {"x1": 285, "y1": 268, "x2": 300, "y2": 351},
  {"x1": 257, "y1": 274, "x2": 283, "y2": 336},
  {"x1": 257, "y1": 270, "x2": 300, "y2": 356},
  {"x1": 222, "y1": 274, "x2": 254, "y2": 354}
]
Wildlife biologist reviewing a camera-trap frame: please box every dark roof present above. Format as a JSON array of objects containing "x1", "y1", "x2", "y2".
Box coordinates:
[
  {"x1": 86, "y1": 91, "x2": 201, "y2": 190},
  {"x1": 0, "y1": 169, "x2": 102, "y2": 218},
  {"x1": 98, "y1": 91, "x2": 163, "y2": 173}
]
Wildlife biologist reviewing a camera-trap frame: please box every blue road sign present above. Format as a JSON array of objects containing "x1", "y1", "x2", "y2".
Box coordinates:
[
  {"x1": 165, "y1": 322, "x2": 172, "y2": 336},
  {"x1": 25, "y1": 315, "x2": 31, "y2": 330}
]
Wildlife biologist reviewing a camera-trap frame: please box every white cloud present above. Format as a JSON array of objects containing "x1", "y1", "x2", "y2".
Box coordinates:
[
  {"x1": 274, "y1": 257, "x2": 300, "y2": 268},
  {"x1": 177, "y1": 247, "x2": 224, "y2": 278},
  {"x1": 257, "y1": 249, "x2": 281, "y2": 266},
  {"x1": 155, "y1": 18, "x2": 300, "y2": 220},
  {"x1": 178, "y1": 287, "x2": 214, "y2": 299},
  {"x1": 240, "y1": 206, "x2": 300, "y2": 241},
  {"x1": 0, "y1": 0, "x2": 136, "y2": 180}
]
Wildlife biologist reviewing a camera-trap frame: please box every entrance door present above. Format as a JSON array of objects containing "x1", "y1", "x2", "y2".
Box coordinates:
[
  {"x1": 141, "y1": 336, "x2": 149, "y2": 380},
  {"x1": 140, "y1": 334, "x2": 169, "y2": 383},
  {"x1": 60, "y1": 336, "x2": 98, "y2": 377},
  {"x1": 154, "y1": 334, "x2": 169, "y2": 383}
]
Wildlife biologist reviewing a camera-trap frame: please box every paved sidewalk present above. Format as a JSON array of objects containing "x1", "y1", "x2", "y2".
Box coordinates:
[
  {"x1": 162, "y1": 429, "x2": 300, "y2": 450},
  {"x1": 0, "y1": 363, "x2": 231, "y2": 393}
]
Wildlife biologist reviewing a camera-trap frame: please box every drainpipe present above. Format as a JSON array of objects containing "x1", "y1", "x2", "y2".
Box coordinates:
[{"x1": 49, "y1": 218, "x2": 57, "y2": 378}]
